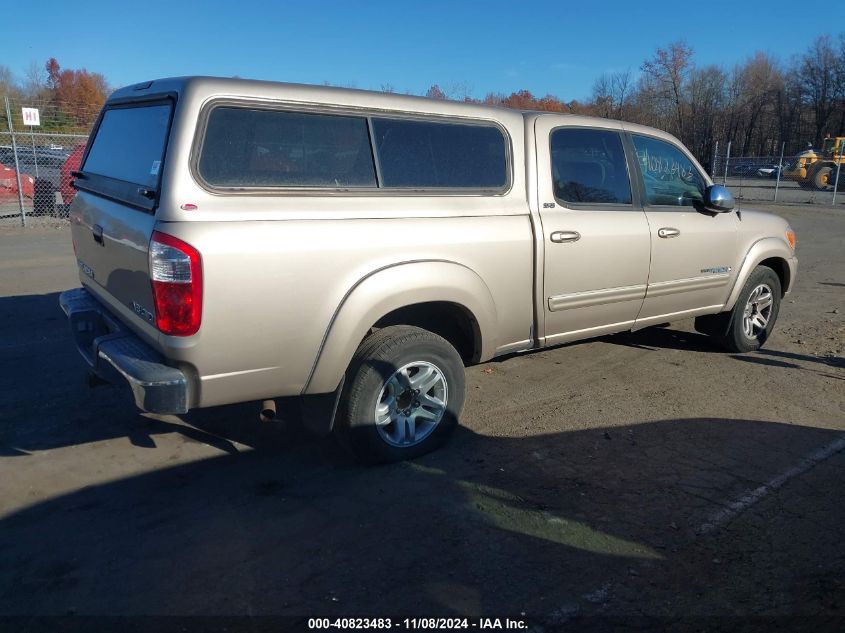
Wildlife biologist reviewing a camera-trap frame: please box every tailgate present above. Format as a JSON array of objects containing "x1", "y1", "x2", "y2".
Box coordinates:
[{"x1": 70, "y1": 99, "x2": 173, "y2": 329}]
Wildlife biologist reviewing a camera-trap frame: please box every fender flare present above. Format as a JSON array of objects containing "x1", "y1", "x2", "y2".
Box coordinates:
[
  {"x1": 303, "y1": 260, "x2": 498, "y2": 395},
  {"x1": 723, "y1": 237, "x2": 795, "y2": 310}
]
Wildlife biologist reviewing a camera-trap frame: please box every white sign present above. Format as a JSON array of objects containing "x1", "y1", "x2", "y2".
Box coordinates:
[{"x1": 21, "y1": 107, "x2": 40, "y2": 126}]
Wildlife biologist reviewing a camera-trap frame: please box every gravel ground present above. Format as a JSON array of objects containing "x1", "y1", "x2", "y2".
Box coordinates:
[{"x1": 0, "y1": 203, "x2": 842, "y2": 631}]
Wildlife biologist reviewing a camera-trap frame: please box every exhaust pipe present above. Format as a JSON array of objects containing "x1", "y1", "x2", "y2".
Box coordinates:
[{"x1": 259, "y1": 399, "x2": 277, "y2": 422}]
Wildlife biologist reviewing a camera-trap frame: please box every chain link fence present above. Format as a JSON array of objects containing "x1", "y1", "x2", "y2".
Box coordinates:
[
  {"x1": 1, "y1": 95, "x2": 93, "y2": 224},
  {"x1": 4, "y1": 93, "x2": 845, "y2": 224},
  {"x1": 711, "y1": 147, "x2": 845, "y2": 207}
]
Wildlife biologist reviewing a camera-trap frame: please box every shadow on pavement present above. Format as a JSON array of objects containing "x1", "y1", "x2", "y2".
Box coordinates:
[
  {"x1": 1, "y1": 417, "x2": 843, "y2": 619},
  {"x1": 2, "y1": 292, "x2": 844, "y2": 622},
  {"x1": 604, "y1": 324, "x2": 722, "y2": 353}
]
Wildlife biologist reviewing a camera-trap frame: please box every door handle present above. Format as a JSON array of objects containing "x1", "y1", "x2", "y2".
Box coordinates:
[
  {"x1": 550, "y1": 230, "x2": 581, "y2": 243},
  {"x1": 658, "y1": 227, "x2": 681, "y2": 239},
  {"x1": 92, "y1": 224, "x2": 104, "y2": 246}
]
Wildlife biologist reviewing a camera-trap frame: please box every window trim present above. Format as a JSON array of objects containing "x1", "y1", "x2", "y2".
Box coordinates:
[
  {"x1": 190, "y1": 98, "x2": 513, "y2": 197},
  {"x1": 627, "y1": 131, "x2": 709, "y2": 211},
  {"x1": 547, "y1": 125, "x2": 636, "y2": 210},
  {"x1": 75, "y1": 93, "x2": 177, "y2": 213}
]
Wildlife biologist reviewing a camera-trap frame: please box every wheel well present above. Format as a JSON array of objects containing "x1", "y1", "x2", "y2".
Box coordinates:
[
  {"x1": 759, "y1": 257, "x2": 790, "y2": 296},
  {"x1": 373, "y1": 301, "x2": 481, "y2": 363}
]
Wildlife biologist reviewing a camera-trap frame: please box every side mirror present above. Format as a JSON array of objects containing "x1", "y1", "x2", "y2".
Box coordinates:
[{"x1": 703, "y1": 184, "x2": 735, "y2": 213}]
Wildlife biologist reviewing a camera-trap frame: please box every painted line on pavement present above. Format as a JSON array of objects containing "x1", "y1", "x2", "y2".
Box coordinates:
[{"x1": 698, "y1": 434, "x2": 845, "y2": 535}]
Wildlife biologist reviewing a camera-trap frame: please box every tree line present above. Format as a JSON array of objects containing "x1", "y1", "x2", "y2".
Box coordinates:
[
  {"x1": 0, "y1": 58, "x2": 108, "y2": 133},
  {"x1": 424, "y1": 34, "x2": 845, "y2": 166},
  {"x1": 2, "y1": 33, "x2": 844, "y2": 165}
]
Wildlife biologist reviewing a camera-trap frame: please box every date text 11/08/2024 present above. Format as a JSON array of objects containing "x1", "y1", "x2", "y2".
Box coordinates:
[{"x1": 307, "y1": 617, "x2": 529, "y2": 630}]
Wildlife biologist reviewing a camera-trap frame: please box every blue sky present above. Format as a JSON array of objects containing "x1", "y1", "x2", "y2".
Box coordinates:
[{"x1": 4, "y1": 0, "x2": 840, "y2": 101}]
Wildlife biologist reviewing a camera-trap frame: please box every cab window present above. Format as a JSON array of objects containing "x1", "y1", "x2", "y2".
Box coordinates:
[
  {"x1": 550, "y1": 128, "x2": 632, "y2": 205},
  {"x1": 631, "y1": 135, "x2": 706, "y2": 207}
]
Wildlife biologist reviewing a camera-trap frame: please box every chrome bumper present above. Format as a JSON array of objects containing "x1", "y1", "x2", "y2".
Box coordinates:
[{"x1": 59, "y1": 288, "x2": 189, "y2": 414}]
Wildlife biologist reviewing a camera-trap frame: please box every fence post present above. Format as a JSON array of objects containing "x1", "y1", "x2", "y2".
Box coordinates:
[
  {"x1": 774, "y1": 141, "x2": 785, "y2": 202},
  {"x1": 723, "y1": 141, "x2": 731, "y2": 185},
  {"x1": 30, "y1": 128, "x2": 39, "y2": 178},
  {"x1": 833, "y1": 160, "x2": 842, "y2": 206},
  {"x1": 711, "y1": 141, "x2": 719, "y2": 179},
  {"x1": 4, "y1": 96, "x2": 26, "y2": 227}
]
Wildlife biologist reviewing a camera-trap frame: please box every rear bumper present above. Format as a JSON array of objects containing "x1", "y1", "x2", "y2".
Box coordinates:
[{"x1": 59, "y1": 288, "x2": 189, "y2": 414}]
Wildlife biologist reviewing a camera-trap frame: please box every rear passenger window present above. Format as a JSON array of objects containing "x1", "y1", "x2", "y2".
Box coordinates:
[
  {"x1": 198, "y1": 107, "x2": 376, "y2": 188},
  {"x1": 550, "y1": 128, "x2": 632, "y2": 205},
  {"x1": 371, "y1": 118, "x2": 508, "y2": 189},
  {"x1": 631, "y1": 135, "x2": 706, "y2": 206}
]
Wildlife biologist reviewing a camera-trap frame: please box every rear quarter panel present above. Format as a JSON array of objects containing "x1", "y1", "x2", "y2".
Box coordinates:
[{"x1": 160, "y1": 215, "x2": 534, "y2": 406}]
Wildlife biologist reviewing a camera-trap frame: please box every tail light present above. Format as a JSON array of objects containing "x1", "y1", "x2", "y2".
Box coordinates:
[{"x1": 149, "y1": 230, "x2": 202, "y2": 336}]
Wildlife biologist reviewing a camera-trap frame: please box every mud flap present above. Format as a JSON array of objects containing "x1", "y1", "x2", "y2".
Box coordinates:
[
  {"x1": 694, "y1": 312, "x2": 733, "y2": 337},
  {"x1": 295, "y1": 376, "x2": 345, "y2": 437}
]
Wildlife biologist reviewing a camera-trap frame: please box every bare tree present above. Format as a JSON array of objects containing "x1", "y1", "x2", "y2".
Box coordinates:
[
  {"x1": 443, "y1": 81, "x2": 473, "y2": 101},
  {"x1": 0, "y1": 65, "x2": 18, "y2": 97},
  {"x1": 641, "y1": 42, "x2": 694, "y2": 137},
  {"x1": 800, "y1": 35, "x2": 841, "y2": 143},
  {"x1": 425, "y1": 84, "x2": 446, "y2": 100},
  {"x1": 591, "y1": 73, "x2": 613, "y2": 118},
  {"x1": 686, "y1": 65, "x2": 727, "y2": 164},
  {"x1": 731, "y1": 53, "x2": 783, "y2": 154},
  {"x1": 836, "y1": 34, "x2": 845, "y2": 133},
  {"x1": 591, "y1": 70, "x2": 632, "y2": 119},
  {"x1": 22, "y1": 61, "x2": 48, "y2": 99}
]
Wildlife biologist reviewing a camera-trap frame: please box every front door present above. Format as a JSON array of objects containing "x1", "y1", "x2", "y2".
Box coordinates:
[
  {"x1": 536, "y1": 117, "x2": 652, "y2": 345},
  {"x1": 627, "y1": 133, "x2": 739, "y2": 325}
]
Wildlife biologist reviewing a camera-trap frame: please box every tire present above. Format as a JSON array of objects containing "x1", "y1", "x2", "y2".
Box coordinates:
[
  {"x1": 813, "y1": 166, "x2": 832, "y2": 190},
  {"x1": 335, "y1": 325, "x2": 465, "y2": 463},
  {"x1": 716, "y1": 266, "x2": 782, "y2": 353}
]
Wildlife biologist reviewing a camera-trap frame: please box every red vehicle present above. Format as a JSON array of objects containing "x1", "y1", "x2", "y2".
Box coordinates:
[
  {"x1": 59, "y1": 143, "x2": 85, "y2": 205},
  {"x1": 0, "y1": 162, "x2": 35, "y2": 201}
]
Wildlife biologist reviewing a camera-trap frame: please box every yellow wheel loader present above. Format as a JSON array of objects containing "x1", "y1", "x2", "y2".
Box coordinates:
[{"x1": 784, "y1": 137, "x2": 845, "y2": 190}]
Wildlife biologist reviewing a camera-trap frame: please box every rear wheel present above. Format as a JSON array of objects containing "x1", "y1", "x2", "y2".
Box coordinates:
[{"x1": 335, "y1": 325, "x2": 465, "y2": 463}]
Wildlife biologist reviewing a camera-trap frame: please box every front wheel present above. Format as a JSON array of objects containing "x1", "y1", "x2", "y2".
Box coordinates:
[
  {"x1": 335, "y1": 325, "x2": 465, "y2": 463},
  {"x1": 718, "y1": 266, "x2": 782, "y2": 353},
  {"x1": 813, "y1": 166, "x2": 832, "y2": 190}
]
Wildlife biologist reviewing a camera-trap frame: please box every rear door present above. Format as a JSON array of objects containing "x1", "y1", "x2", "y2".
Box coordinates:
[
  {"x1": 535, "y1": 117, "x2": 651, "y2": 345},
  {"x1": 627, "y1": 133, "x2": 739, "y2": 324},
  {"x1": 70, "y1": 98, "x2": 173, "y2": 331}
]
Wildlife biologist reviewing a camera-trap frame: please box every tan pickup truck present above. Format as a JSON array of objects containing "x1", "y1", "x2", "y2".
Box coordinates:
[{"x1": 60, "y1": 77, "x2": 797, "y2": 462}]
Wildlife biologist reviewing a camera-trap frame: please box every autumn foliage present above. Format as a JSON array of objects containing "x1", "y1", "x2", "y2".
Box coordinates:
[{"x1": 44, "y1": 58, "x2": 108, "y2": 129}]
